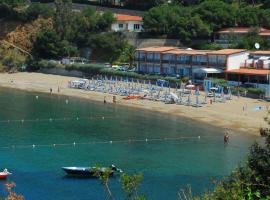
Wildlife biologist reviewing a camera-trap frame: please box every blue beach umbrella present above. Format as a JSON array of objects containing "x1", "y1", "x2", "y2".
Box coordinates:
[{"x1": 228, "y1": 87, "x2": 232, "y2": 99}]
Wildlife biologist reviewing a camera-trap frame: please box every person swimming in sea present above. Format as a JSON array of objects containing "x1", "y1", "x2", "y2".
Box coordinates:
[{"x1": 224, "y1": 129, "x2": 229, "y2": 143}]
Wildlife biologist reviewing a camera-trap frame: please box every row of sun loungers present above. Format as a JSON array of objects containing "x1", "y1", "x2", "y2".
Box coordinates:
[{"x1": 68, "y1": 78, "x2": 232, "y2": 107}]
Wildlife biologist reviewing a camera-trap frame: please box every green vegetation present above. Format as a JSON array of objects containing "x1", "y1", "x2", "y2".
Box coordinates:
[
  {"x1": 230, "y1": 29, "x2": 270, "y2": 50},
  {"x1": 0, "y1": 45, "x2": 26, "y2": 72},
  {"x1": 143, "y1": 0, "x2": 270, "y2": 47},
  {"x1": 0, "y1": 0, "x2": 129, "y2": 67},
  {"x1": 94, "y1": 167, "x2": 146, "y2": 200}
]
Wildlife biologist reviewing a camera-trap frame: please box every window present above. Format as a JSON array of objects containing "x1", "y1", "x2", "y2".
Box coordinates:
[
  {"x1": 118, "y1": 24, "x2": 123, "y2": 29},
  {"x1": 134, "y1": 24, "x2": 140, "y2": 30}
]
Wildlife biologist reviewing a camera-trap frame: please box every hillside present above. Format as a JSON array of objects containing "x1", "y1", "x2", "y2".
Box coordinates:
[{"x1": 1, "y1": 17, "x2": 52, "y2": 52}]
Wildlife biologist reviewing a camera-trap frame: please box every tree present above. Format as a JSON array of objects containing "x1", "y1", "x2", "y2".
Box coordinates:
[
  {"x1": 94, "y1": 166, "x2": 147, "y2": 200},
  {"x1": 0, "y1": 45, "x2": 26, "y2": 71},
  {"x1": 236, "y1": 6, "x2": 260, "y2": 27},
  {"x1": 88, "y1": 32, "x2": 128, "y2": 63},
  {"x1": 258, "y1": 9, "x2": 270, "y2": 29},
  {"x1": 143, "y1": 5, "x2": 210, "y2": 42},
  {"x1": 230, "y1": 30, "x2": 270, "y2": 50},
  {"x1": 24, "y1": 3, "x2": 54, "y2": 21},
  {"x1": 32, "y1": 28, "x2": 63, "y2": 59},
  {"x1": 120, "y1": 173, "x2": 146, "y2": 200},
  {"x1": 122, "y1": 0, "x2": 167, "y2": 9},
  {"x1": 0, "y1": 0, "x2": 29, "y2": 7},
  {"x1": 72, "y1": 8, "x2": 116, "y2": 47},
  {"x1": 195, "y1": 0, "x2": 237, "y2": 32},
  {"x1": 53, "y1": 0, "x2": 74, "y2": 40},
  {"x1": 116, "y1": 44, "x2": 136, "y2": 68}
]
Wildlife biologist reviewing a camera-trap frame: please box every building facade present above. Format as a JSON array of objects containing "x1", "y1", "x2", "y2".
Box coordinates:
[
  {"x1": 226, "y1": 51, "x2": 270, "y2": 84},
  {"x1": 136, "y1": 47, "x2": 249, "y2": 79},
  {"x1": 215, "y1": 27, "x2": 270, "y2": 47},
  {"x1": 111, "y1": 14, "x2": 143, "y2": 32}
]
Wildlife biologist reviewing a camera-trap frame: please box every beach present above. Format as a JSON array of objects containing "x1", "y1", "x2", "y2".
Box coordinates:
[{"x1": 0, "y1": 72, "x2": 268, "y2": 135}]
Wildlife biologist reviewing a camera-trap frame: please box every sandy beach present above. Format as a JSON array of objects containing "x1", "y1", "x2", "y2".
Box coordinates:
[{"x1": 0, "y1": 72, "x2": 268, "y2": 135}]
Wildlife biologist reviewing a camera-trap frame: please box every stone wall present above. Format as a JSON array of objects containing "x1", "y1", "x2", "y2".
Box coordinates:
[{"x1": 39, "y1": 68, "x2": 84, "y2": 77}]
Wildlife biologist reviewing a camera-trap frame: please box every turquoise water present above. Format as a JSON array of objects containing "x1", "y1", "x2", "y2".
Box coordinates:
[{"x1": 0, "y1": 88, "x2": 257, "y2": 200}]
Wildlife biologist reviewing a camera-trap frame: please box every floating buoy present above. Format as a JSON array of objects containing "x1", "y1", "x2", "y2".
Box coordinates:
[
  {"x1": 76, "y1": 117, "x2": 79, "y2": 120},
  {"x1": 110, "y1": 141, "x2": 113, "y2": 144},
  {"x1": 102, "y1": 116, "x2": 105, "y2": 120},
  {"x1": 53, "y1": 144, "x2": 56, "y2": 147},
  {"x1": 73, "y1": 142, "x2": 76, "y2": 146},
  {"x1": 49, "y1": 118, "x2": 52, "y2": 122},
  {"x1": 145, "y1": 138, "x2": 148, "y2": 142},
  {"x1": 21, "y1": 119, "x2": 24, "y2": 123},
  {"x1": 65, "y1": 99, "x2": 69, "y2": 104},
  {"x1": 32, "y1": 144, "x2": 35, "y2": 148},
  {"x1": 36, "y1": 96, "x2": 39, "y2": 99},
  {"x1": 198, "y1": 136, "x2": 201, "y2": 139}
]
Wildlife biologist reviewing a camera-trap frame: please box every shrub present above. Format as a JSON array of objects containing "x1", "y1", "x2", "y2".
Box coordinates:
[{"x1": 247, "y1": 87, "x2": 265, "y2": 95}]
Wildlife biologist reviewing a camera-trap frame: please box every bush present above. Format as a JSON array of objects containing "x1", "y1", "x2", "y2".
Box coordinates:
[
  {"x1": 210, "y1": 78, "x2": 228, "y2": 88},
  {"x1": 247, "y1": 87, "x2": 265, "y2": 95}
]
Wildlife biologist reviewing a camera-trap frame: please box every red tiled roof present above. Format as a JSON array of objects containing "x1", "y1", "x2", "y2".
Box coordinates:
[
  {"x1": 250, "y1": 51, "x2": 270, "y2": 55},
  {"x1": 208, "y1": 49, "x2": 247, "y2": 55},
  {"x1": 226, "y1": 69, "x2": 270, "y2": 75},
  {"x1": 217, "y1": 27, "x2": 270, "y2": 36},
  {"x1": 116, "y1": 14, "x2": 143, "y2": 22},
  {"x1": 164, "y1": 49, "x2": 212, "y2": 55},
  {"x1": 136, "y1": 46, "x2": 177, "y2": 52}
]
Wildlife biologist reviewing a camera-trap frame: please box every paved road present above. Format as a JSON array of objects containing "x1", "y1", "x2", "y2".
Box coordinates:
[{"x1": 45, "y1": 2, "x2": 145, "y2": 16}]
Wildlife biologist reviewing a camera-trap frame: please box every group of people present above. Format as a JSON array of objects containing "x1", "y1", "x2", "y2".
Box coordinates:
[{"x1": 49, "y1": 87, "x2": 60, "y2": 94}]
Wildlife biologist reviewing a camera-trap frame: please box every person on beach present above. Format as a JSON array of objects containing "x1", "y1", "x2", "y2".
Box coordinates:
[
  {"x1": 50, "y1": 88, "x2": 52, "y2": 94},
  {"x1": 58, "y1": 86, "x2": 60, "y2": 93},
  {"x1": 104, "y1": 96, "x2": 107, "y2": 104}
]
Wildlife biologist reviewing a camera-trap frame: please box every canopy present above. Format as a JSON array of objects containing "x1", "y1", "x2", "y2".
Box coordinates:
[
  {"x1": 186, "y1": 85, "x2": 195, "y2": 89},
  {"x1": 193, "y1": 68, "x2": 223, "y2": 74}
]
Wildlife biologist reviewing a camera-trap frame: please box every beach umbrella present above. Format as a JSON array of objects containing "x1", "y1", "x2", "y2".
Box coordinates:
[
  {"x1": 228, "y1": 87, "x2": 232, "y2": 100},
  {"x1": 186, "y1": 85, "x2": 195, "y2": 89},
  {"x1": 188, "y1": 94, "x2": 191, "y2": 106},
  {"x1": 204, "y1": 91, "x2": 208, "y2": 103},
  {"x1": 210, "y1": 87, "x2": 218, "y2": 91},
  {"x1": 196, "y1": 94, "x2": 199, "y2": 107},
  {"x1": 237, "y1": 90, "x2": 240, "y2": 98},
  {"x1": 221, "y1": 87, "x2": 225, "y2": 102},
  {"x1": 195, "y1": 87, "x2": 200, "y2": 107}
]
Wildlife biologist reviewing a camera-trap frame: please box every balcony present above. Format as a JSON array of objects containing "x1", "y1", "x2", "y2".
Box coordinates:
[
  {"x1": 208, "y1": 62, "x2": 226, "y2": 68},
  {"x1": 135, "y1": 57, "x2": 146, "y2": 62},
  {"x1": 146, "y1": 59, "x2": 160, "y2": 63},
  {"x1": 176, "y1": 60, "x2": 191, "y2": 65}
]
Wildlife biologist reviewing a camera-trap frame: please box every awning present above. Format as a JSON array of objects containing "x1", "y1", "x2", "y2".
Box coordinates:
[
  {"x1": 226, "y1": 69, "x2": 270, "y2": 75},
  {"x1": 193, "y1": 68, "x2": 223, "y2": 74}
]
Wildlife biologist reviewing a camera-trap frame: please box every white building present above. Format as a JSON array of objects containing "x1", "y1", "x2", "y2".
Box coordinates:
[{"x1": 111, "y1": 14, "x2": 143, "y2": 32}]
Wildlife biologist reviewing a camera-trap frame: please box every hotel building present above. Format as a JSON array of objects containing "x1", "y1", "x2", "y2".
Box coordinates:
[{"x1": 135, "y1": 47, "x2": 249, "y2": 79}]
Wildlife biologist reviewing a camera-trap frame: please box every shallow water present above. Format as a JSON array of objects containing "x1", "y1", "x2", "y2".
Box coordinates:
[{"x1": 0, "y1": 88, "x2": 258, "y2": 200}]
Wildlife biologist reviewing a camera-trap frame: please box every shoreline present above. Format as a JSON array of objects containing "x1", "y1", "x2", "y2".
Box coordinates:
[{"x1": 0, "y1": 72, "x2": 268, "y2": 136}]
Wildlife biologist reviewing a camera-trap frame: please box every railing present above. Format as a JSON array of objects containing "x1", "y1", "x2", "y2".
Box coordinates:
[
  {"x1": 175, "y1": 61, "x2": 191, "y2": 65},
  {"x1": 208, "y1": 63, "x2": 226, "y2": 68},
  {"x1": 146, "y1": 59, "x2": 160, "y2": 63},
  {"x1": 135, "y1": 57, "x2": 146, "y2": 61}
]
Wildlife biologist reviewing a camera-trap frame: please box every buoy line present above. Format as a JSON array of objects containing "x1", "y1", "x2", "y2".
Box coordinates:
[
  {"x1": 0, "y1": 115, "x2": 119, "y2": 124},
  {"x1": 0, "y1": 136, "x2": 202, "y2": 150}
]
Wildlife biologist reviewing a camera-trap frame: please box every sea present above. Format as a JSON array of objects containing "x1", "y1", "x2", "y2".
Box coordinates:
[{"x1": 0, "y1": 88, "x2": 258, "y2": 200}]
